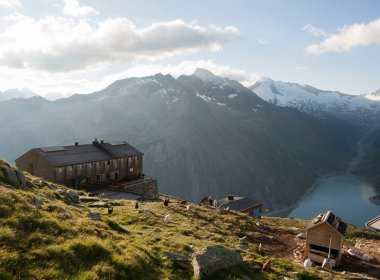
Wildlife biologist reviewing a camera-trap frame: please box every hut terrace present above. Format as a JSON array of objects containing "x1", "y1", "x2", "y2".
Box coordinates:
[{"x1": 15, "y1": 140, "x2": 158, "y2": 199}]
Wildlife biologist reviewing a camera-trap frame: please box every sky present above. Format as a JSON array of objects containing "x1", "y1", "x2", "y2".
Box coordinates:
[{"x1": 0, "y1": 0, "x2": 380, "y2": 98}]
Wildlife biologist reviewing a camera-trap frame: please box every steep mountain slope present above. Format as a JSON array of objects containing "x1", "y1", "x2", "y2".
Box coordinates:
[
  {"x1": 0, "y1": 70, "x2": 355, "y2": 210},
  {"x1": 250, "y1": 79, "x2": 380, "y2": 118},
  {"x1": 354, "y1": 126, "x2": 380, "y2": 193}
]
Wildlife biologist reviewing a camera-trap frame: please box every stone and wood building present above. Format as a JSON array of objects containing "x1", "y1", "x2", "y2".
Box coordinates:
[
  {"x1": 304, "y1": 211, "x2": 346, "y2": 268},
  {"x1": 15, "y1": 140, "x2": 158, "y2": 199}
]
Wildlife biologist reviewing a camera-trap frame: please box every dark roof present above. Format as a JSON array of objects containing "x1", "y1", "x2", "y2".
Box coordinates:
[
  {"x1": 308, "y1": 211, "x2": 347, "y2": 236},
  {"x1": 218, "y1": 196, "x2": 261, "y2": 211},
  {"x1": 34, "y1": 141, "x2": 143, "y2": 167}
]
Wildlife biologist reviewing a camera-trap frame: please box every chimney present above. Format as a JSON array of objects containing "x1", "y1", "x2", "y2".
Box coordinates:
[
  {"x1": 74, "y1": 142, "x2": 79, "y2": 146},
  {"x1": 228, "y1": 194, "x2": 234, "y2": 201},
  {"x1": 92, "y1": 138, "x2": 99, "y2": 145},
  {"x1": 100, "y1": 140, "x2": 104, "y2": 144}
]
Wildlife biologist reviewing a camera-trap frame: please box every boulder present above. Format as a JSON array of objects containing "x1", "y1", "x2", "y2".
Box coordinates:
[
  {"x1": 0, "y1": 162, "x2": 27, "y2": 188},
  {"x1": 59, "y1": 190, "x2": 80, "y2": 203},
  {"x1": 87, "y1": 212, "x2": 102, "y2": 221},
  {"x1": 191, "y1": 245, "x2": 244, "y2": 279}
]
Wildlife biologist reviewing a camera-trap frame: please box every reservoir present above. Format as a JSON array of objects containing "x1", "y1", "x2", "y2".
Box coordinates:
[{"x1": 288, "y1": 174, "x2": 380, "y2": 227}]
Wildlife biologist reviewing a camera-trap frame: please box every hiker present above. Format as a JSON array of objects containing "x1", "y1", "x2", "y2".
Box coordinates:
[
  {"x1": 108, "y1": 207, "x2": 113, "y2": 214},
  {"x1": 134, "y1": 202, "x2": 139, "y2": 209},
  {"x1": 208, "y1": 197, "x2": 213, "y2": 206}
]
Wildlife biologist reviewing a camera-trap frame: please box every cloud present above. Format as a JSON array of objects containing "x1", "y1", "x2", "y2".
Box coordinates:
[
  {"x1": 302, "y1": 24, "x2": 327, "y2": 37},
  {"x1": 0, "y1": 0, "x2": 20, "y2": 9},
  {"x1": 257, "y1": 38, "x2": 267, "y2": 45},
  {"x1": 0, "y1": 60, "x2": 262, "y2": 98},
  {"x1": 306, "y1": 18, "x2": 380, "y2": 55},
  {"x1": 0, "y1": 14, "x2": 241, "y2": 72},
  {"x1": 91, "y1": 60, "x2": 263, "y2": 90},
  {"x1": 63, "y1": 0, "x2": 98, "y2": 18}
]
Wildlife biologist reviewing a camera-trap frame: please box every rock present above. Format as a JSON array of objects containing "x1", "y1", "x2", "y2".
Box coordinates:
[
  {"x1": 87, "y1": 212, "x2": 102, "y2": 221},
  {"x1": 163, "y1": 252, "x2": 190, "y2": 262},
  {"x1": 89, "y1": 201, "x2": 108, "y2": 207},
  {"x1": 0, "y1": 164, "x2": 27, "y2": 188},
  {"x1": 59, "y1": 190, "x2": 79, "y2": 203},
  {"x1": 79, "y1": 196, "x2": 100, "y2": 202},
  {"x1": 191, "y1": 245, "x2": 244, "y2": 279}
]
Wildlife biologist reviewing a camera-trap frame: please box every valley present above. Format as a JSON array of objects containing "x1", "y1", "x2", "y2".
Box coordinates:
[{"x1": 0, "y1": 69, "x2": 378, "y2": 213}]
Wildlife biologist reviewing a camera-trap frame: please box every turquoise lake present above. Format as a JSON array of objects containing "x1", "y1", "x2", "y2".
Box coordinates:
[{"x1": 288, "y1": 174, "x2": 380, "y2": 227}]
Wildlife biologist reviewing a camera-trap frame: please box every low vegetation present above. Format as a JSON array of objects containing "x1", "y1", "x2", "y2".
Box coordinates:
[{"x1": 0, "y1": 159, "x2": 379, "y2": 279}]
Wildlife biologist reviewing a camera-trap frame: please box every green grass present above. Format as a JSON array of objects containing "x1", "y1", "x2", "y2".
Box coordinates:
[{"x1": 0, "y1": 161, "x2": 379, "y2": 279}]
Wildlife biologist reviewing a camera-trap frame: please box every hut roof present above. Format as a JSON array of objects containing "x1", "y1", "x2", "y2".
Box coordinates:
[
  {"x1": 365, "y1": 215, "x2": 380, "y2": 230},
  {"x1": 307, "y1": 211, "x2": 347, "y2": 236},
  {"x1": 21, "y1": 140, "x2": 143, "y2": 167},
  {"x1": 218, "y1": 196, "x2": 261, "y2": 212}
]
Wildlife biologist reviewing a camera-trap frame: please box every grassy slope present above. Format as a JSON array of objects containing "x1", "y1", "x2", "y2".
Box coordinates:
[{"x1": 0, "y1": 160, "x2": 378, "y2": 280}]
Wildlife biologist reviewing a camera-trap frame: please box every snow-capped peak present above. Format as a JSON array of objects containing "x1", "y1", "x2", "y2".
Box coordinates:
[{"x1": 250, "y1": 78, "x2": 380, "y2": 116}]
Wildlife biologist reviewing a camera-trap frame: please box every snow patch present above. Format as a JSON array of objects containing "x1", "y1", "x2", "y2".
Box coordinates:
[
  {"x1": 228, "y1": 93, "x2": 238, "y2": 99},
  {"x1": 196, "y1": 91, "x2": 215, "y2": 102},
  {"x1": 217, "y1": 102, "x2": 226, "y2": 106}
]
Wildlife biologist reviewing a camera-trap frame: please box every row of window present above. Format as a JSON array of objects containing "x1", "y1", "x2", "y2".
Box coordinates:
[{"x1": 55, "y1": 156, "x2": 141, "y2": 180}]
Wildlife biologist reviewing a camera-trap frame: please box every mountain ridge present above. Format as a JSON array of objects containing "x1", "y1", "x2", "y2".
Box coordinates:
[{"x1": 249, "y1": 78, "x2": 380, "y2": 118}]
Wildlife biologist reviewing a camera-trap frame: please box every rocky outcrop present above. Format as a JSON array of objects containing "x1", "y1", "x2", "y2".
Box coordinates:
[
  {"x1": 58, "y1": 189, "x2": 80, "y2": 203},
  {"x1": 87, "y1": 212, "x2": 102, "y2": 221},
  {"x1": 191, "y1": 245, "x2": 244, "y2": 279},
  {"x1": 0, "y1": 160, "x2": 27, "y2": 188}
]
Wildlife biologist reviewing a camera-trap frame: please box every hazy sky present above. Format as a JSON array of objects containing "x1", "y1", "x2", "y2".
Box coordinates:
[{"x1": 0, "y1": 0, "x2": 379, "y2": 97}]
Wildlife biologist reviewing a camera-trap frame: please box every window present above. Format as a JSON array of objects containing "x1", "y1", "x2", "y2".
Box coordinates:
[
  {"x1": 75, "y1": 164, "x2": 83, "y2": 176},
  {"x1": 107, "y1": 160, "x2": 110, "y2": 166},
  {"x1": 129, "y1": 167, "x2": 134, "y2": 172},
  {"x1": 66, "y1": 166, "x2": 73, "y2": 179},
  {"x1": 85, "y1": 163, "x2": 92, "y2": 174},
  {"x1": 106, "y1": 173, "x2": 110, "y2": 179},
  {"x1": 94, "y1": 162, "x2": 101, "y2": 173},
  {"x1": 113, "y1": 159, "x2": 118, "y2": 169},
  {"x1": 55, "y1": 167, "x2": 64, "y2": 180}
]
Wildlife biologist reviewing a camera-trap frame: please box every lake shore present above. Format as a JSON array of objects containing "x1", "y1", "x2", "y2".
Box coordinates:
[
  {"x1": 267, "y1": 172, "x2": 341, "y2": 217},
  {"x1": 268, "y1": 172, "x2": 380, "y2": 218}
]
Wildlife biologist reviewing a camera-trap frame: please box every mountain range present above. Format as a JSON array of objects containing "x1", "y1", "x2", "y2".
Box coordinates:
[
  {"x1": 250, "y1": 78, "x2": 380, "y2": 119},
  {"x1": 0, "y1": 88, "x2": 37, "y2": 102},
  {"x1": 0, "y1": 69, "x2": 370, "y2": 211}
]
